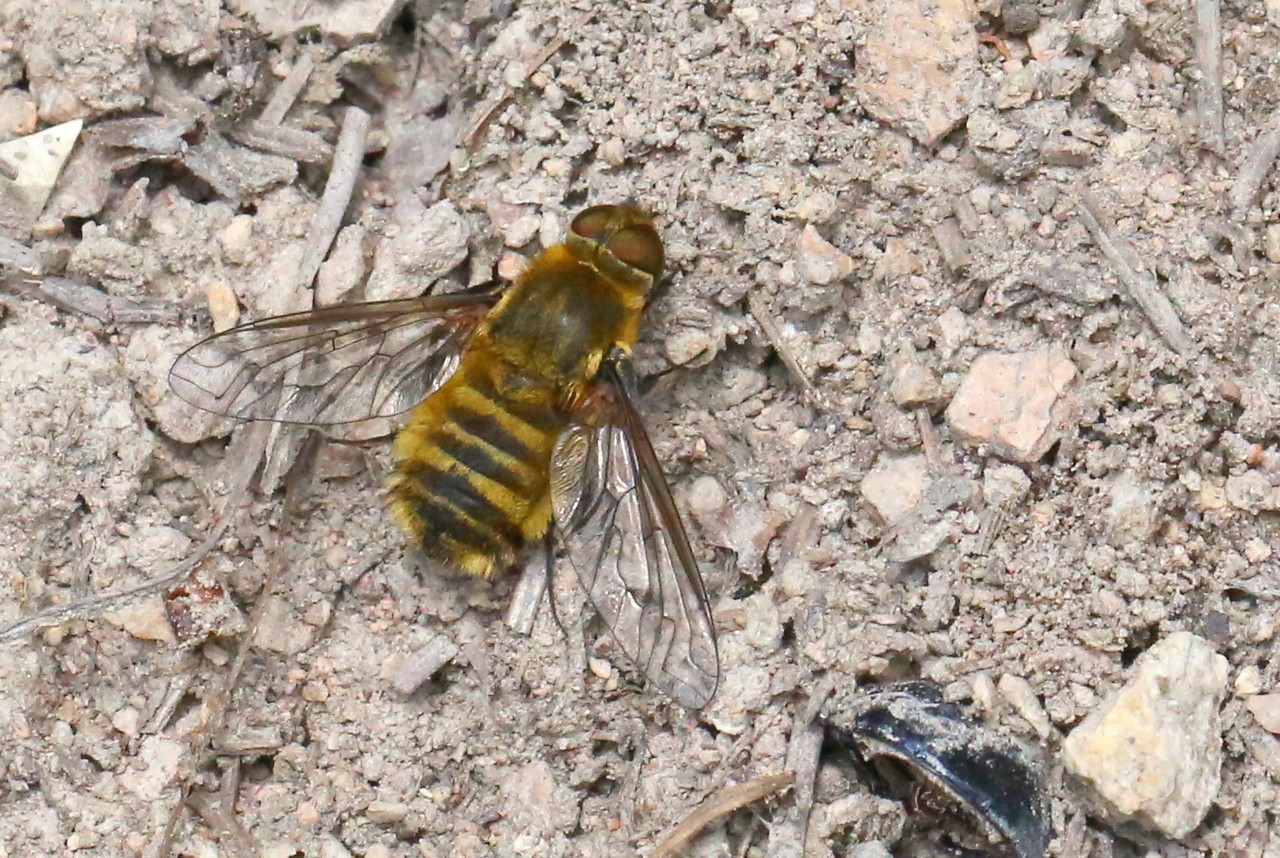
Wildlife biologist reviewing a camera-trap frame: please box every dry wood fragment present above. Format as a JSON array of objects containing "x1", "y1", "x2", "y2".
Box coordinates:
[
  {"x1": 230, "y1": 121, "x2": 333, "y2": 166},
  {"x1": 765, "y1": 683, "x2": 830, "y2": 858},
  {"x1": 0, "y1": 275, "x2": 178, "y2": 325},
  {"x1": 255, "y1": 108, "x2": 370, "y2": 491},
  {"x1": 932, "y1": 216, "x2": 971, "y2": 277},
  {"x1": 916, "y1": 407, "x2": 945, "y2": 470},
  {"x1": 92, "y1": 115, "x2": 193, "y2": 155},
  {"x1": 1075, "y1": 186, "x2": 1196, "y2": 357},
  {"x1": 1193, "y1": 0, "x2": 1225, "y2": 155},
  {"x1": 1228, "y1": 113, "x2": 1280, "y2": 220},
  {"x1": 0, "y1": 421, "x2": 269, "y2": 645},
  {"x1": 773, "y1": 502, "x2": 817, "y2": 571},
  {"x1": 651, "y1": 773, "x2": 795, "y2": 858},
  {"x1": 295, "y1": 107, "x2": 371, "y2": 295},
  {"x1": 259, "y1": 55, "x2": 315, "y2": 126},
  {"x1": 506, "y1": 549, "x2": 550, "y2": 635},
  {"x1": 747, "y1": 293, "x2": 830, "y2": 409}
]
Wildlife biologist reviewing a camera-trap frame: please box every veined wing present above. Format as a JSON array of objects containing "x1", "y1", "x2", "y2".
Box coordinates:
[
  {"x1": 549, "y1": 355, "x2": 719, "y2": 708},
  {"x1": 168, "y1": 293, "x2": 498, "y2": 432}
]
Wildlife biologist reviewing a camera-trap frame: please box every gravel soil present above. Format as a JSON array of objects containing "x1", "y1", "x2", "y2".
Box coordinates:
[{"x1": 0, "y1": 1, "x2": 1278, "y2": 856}]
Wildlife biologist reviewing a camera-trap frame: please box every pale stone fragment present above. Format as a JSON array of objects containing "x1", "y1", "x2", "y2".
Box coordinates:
[
  {"x1": 945, "y1": 347, "x2": 1077, "y2": 462},
  {"x1": 1064, "y1": 632, "x2": 1228, "y2": 838}
]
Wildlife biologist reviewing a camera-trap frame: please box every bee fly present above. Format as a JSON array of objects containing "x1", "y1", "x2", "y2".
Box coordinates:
[{"x1": 170, "y1": 204, "x2": 720, "y2": 708}]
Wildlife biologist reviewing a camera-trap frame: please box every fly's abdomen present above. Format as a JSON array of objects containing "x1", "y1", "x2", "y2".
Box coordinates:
[{"x1": 388, "y1": 358, "x2": 566, "y2": 578}]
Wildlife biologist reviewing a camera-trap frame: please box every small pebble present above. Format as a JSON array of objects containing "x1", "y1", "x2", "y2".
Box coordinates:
[
  {"x1": 946, "y1": 347, "x2": 1077, "y2": 462},
  {"x1": 365, "y1": 801, "x2": 410, "y2": 824},
  {"x1": 1246, "y1": 694, "x2": 1280, "y2": 734},
  {"x1": 205, "y1": 281, "x2": 240, "y2": 332},
  {"x1": 1265, "y1": 224, "x2": 1280, "y2": 264},
  {"x1": 103, "y1": 597, "x2": 176, "y2": 644},
  {"x1": 1234, "y1": 665, "x2": 1263, "y2": 697},
  {"x1": 798, "y1": 225, "x2": 854, "y2": 285},
  {"x1": 1063, "y1": 632, "x2": 1228, "y2": 838},
  {"x1": 998, "y1": 674, "x2": 1053, "y2": 738},
  {"x1": 889, "y1": 362, "x2": 944, "y2": 410}
]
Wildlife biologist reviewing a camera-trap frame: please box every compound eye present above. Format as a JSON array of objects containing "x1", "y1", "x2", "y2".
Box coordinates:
[
  {"x1": 569, "y1": 206, "x2": 617, "y2": 241},
  {"x1": 606, "y1": 226, "x2": 664, "y2": 282}
]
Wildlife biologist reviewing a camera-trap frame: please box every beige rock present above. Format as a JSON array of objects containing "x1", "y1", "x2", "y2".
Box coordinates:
[
  {"x1": 103, "y1": 596, "x2": 176, "y2": 644},
  {"x1": 1265, "y1": 224, "x2": 1280, "y2": 264},
  {"x1": 1247, "y1": 693, "x2": 1280, "y2": 735},
  {"x1": 365, "y1": 200, "x2": 470, "y2": 302},
  {"x1": 999, "y1": 673, "x2": 1054, "y2": 738},
  {"x1": 388, "y1": 636, "x2": 461, "y2": 696},
  {"x1": 861, "y1": 453, "x2": 929, "y2": 524},
  {"x1": 0, "y1": 119, "x2": 82, "y2": 238},
  {"x1": 119, "y1": 736, "x2": 184, "y2": 801},
  {"x1": 498, "y1": 760, "x2": 580, "y2": 833},
  {"x1": 945, "y1": 346, "x2": 1077, "y2": 462},
  {"x1": 315, "y1": 224, "x2": 368, "y2": 306},
  {"x1": 890, "y1": 362, "x2": 944, "y2": 410},
  {"x1": 982, "y1": 463, "x2": 1031, "y2": 507},
  {"x1": 798, "y1": 224, "x2": 854, "y2": 285},
  {"x1": 227, "y1": 0, "x2": 405, "y2": 41},
  {"x1": 1063, "y1": 632, "x2": 1228, "y2": 838},
  {"x1": 1105, "y1": 471, "x2": 1159, "y2": 547},
  {"x1": 205, "y1": 281, "x2": 240, "y2": 332},
  {"x1": 851, "y1": 0, "x2": 980, "y2": 145},
  {"x1": 1225, "y1": 470, "x2": 1278, "y2": 513},
  {"x1": 0, "y1": 89, "x2": 38, "y2": 140},
  {"x1": 253, "y1": 596, "x2": 316, "y2": 655}
]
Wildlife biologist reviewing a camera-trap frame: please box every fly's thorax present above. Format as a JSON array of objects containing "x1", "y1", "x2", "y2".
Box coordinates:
[{"x1": 483, "y1": 246, "x2": 645, "y2": 383}]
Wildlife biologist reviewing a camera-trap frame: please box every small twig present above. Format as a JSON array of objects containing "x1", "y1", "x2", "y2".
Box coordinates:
[
  {"x1": 1228, "y1": 112, "x2": 1280, "y2": 220},
  {"x1": 184, "y1": 760, "x2": 255, "y2": 857},
  {"x1": 0, "y1": 235, "x2": 44, "y2": 277},
  {"x1": 765, "y1": 684, "x2": 830, "y2": 858},
  {"x1": 295, "y1": 107, "x2": 370, "y2": 295},
  {"x1": 229, "y1": 121, "x2": 333, "y2": 166},
  {"x1": 746, "y1": 294, "x2": 830, "y2": 409},
  {"x1": 1, "y1": 276, "x2": 180, "y2": 325},
  {"x1": 259, "y1": 55, "x2": 315, "y2": 126},
  {"x1": 0, "y1": 522, "x2": 227, "y2": 645},
  {"x1": 695, "y1": 697, "x2": 789, "y2": 802},
  {"x1": 1075, "y1": 186, "x2": 1196, "y2": 357},
  {"x1": 0, "y1": 423, "x2": 268, "y2": 645},
  {"x1": 651, "y1": 773, "x2": 795, "y2": 858},
  {"x1": 1193, "y1": 0, "x2": 1225, "y2": 155},
  {"x1": 456, "y1": 10, "x2": 594, "y2": 153},
  {"x1": 144, "y1": 676, "x2": 193, "y2": 736},
  {"x1": 257, "y1": 110, "x2": 366, "y2": 489},
  {"x1": 506, "y1": 550, "x2": 549, "y2": 635},
  {"x1": 157, "y1": 431, "x2": 308, "y2": 858},
  {"x1": 916, "y1": 407, "x2": 945, "y2": 470}
]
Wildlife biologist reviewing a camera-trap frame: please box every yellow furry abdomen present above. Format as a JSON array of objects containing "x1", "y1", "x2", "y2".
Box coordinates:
[{"x1": 386, "y1": 356, "x2": 566, "y2": 578}]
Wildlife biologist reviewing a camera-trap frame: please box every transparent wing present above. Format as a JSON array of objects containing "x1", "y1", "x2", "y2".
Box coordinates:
[
  {"x1": 168, "y1": 293, "x2": 498, "y2": 432},
  {"x1": 549, "y1": 359, "x2": 719, "y2": 708}
]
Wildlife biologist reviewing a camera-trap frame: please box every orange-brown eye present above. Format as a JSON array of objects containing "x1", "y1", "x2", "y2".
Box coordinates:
[
  {"x1": 606, "y1": 225, "x2": 664, "y2": 281},
  {"x1": 569, "y1": 205, "x2": 617, "y2": 242}
]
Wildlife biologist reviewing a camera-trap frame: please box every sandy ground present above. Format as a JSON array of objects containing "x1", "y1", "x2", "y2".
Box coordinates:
[{"x1": 1, "y1": 0, "x2": 1279, "y2": 856}]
